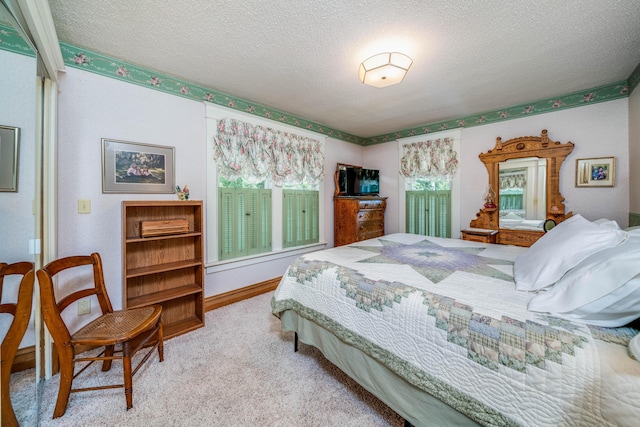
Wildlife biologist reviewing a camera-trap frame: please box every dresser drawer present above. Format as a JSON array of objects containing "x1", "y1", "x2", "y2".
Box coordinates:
[
  {"x1": 358, "y1": 200, "x2": 386, "y2": 211},
  {"x1": 357, "y1": 210, "x2": 384, "y2": 222},
  {"x1": 358, "y1": 220, "x2": 384, "y2": 235},
  {"x1": 462, "y1": 232, "x2": 495, "y2": 244},
  {"x1": 357, "y1": 229, "x2": 384, "y2": 241},
  {"x1": 497, "y1": 230, "x2": 543, "y2": 247}
]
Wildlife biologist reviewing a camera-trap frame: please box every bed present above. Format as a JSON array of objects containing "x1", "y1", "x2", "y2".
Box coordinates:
[{"x1": 272, "y1": 220, "x2": 640, "y2": 426}]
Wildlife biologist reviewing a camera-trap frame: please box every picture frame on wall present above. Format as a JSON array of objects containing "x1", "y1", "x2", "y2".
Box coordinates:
[
  {"x1": 0, "y1": 125, "x2": 20, "y2": 192},
  {"x1": 102, "y1": 138, "x2": 175, "y2": 193},
  {"x1": 575, "y1": 157, "x2": 615, "y2": 187}
]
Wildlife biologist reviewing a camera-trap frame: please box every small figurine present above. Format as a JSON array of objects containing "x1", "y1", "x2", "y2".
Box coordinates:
[{"x1": 176, "y1": 185, "x2": 189, "y2": 200}]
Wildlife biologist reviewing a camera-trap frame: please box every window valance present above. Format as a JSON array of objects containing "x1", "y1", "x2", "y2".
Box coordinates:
[
  {"x1": 400, "y1": 138, "x2": 458, "y2": 179},
  {"x1": 500, "y1": 171, "x2": 527, "y2": 189},
  {"x1": 213, "y1": 117, "x2": 325, "y2": 186}
]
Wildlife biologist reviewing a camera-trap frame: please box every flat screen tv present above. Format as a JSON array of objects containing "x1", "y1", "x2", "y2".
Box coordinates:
[{"x1": 343, "y1": 166, "x2": 380, "y2": 196}]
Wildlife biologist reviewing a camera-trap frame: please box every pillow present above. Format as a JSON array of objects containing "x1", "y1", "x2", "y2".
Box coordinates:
[
  {"x1": 527, "y1": 236, "x2": 640, "y2": 326},
  {"x1": 593, "y1": 218, "x2": 621, "y2": 229},
  {"x1": 503, "y1": 212, "x2": 523, "y2": 219},
  {"x1": 513, "y1": 214, "x2": 628, "y2": 291}
]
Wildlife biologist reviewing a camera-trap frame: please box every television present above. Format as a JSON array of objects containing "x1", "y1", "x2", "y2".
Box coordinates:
[{"x1": 341, "y1": 166, "x2": 380, "y2": 196}]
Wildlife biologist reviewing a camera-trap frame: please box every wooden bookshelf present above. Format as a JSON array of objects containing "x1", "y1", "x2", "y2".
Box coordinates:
[{"x1": 122, "y1": 200, "x2": 204, "y2": 339}]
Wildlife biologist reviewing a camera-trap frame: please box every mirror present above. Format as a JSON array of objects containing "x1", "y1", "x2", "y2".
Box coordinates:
[
  {"x1": 0, "y1": 3, "x2": 39, "y2": 425},
  {"x1": 498, "y1": 157, "x2": 546, "y2": 229},
  {"x1": 470, "y1": 129, "x2": 574, "y2": 246}
]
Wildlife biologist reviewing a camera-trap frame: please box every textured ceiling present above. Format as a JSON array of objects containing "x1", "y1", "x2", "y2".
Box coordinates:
[{"x1": 48, "y1": 0, "x2": 640, "y2": 138}]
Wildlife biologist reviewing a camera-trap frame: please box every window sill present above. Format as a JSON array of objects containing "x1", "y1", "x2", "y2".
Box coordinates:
[{"x1": 205, "y1": 242, "x2": 328, "y2": 274}]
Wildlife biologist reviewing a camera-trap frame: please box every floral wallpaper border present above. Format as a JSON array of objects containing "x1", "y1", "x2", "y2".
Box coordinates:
[
  {"x1": 0, "y1": 23, "x2": 36, "y2": 57},
  {"x1": 57, "y1": 42, "x2": 366, "y2": 146},
  {"x1": 367, "y1": 80, "x2": 630, "y2": 145},
  {"x1": 1, "y1": 25, "x2": 636, "y2": 147}
]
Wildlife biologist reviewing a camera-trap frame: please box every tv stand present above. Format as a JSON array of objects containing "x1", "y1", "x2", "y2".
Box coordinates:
[{"x1": 334, "y1": 196, "x2": 387, "y2": 247}]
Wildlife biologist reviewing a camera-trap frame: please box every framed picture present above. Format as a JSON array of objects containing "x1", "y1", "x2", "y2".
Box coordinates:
[
  {"x1": 0, "y1": 125, "x2": 20, "y2": 192},
  {"x1": 575, "y1": 157, "x2": 615, "y2": 187},
  {"x1": 102, "y1": 139, "x2": 175, "y2": 193}
]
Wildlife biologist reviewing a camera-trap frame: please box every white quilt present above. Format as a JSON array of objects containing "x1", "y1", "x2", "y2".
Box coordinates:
[{"x1": 272, "y1": 233, "x2": 640, "y2": 426}]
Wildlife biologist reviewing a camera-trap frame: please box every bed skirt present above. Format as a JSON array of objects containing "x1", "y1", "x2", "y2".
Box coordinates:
[{"x1": 279, "y1": 309, "x2": 480, "y2": 427}]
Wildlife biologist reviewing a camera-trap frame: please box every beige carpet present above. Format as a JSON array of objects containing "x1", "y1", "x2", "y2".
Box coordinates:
[{"x1": 14, "y1": 291, "x2": 403, "y2": 426}]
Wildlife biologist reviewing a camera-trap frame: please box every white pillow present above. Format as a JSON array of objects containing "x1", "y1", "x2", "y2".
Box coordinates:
[
  {"x1": 593, "y1": 218, "x2": 621, "y2": 229},
  {"x1": 514, "y1": 214, "x2": 628, "y2": 291},
  {"x1": 528, "y1": 237, "x2": 640, "y2": 326}
]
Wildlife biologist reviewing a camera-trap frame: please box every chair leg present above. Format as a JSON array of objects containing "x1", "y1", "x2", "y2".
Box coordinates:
[
  {"x1": 53, "y1": 346, "x2": 75, "y2": 418},
  {"x1": 157, "y1": 321, "x2": 164, "y2": 362},
  {"x1": 102, "y1": 344, "x2": 115, "y2": 371},
  {"x1": 1, "y1": 361, "x2": 19, "y2": 427},
  {"x1": 122, "y1": 341, "x2": 133, "y2": 410}
]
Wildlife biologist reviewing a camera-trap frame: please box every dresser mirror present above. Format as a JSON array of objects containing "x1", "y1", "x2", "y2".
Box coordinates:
[
  {"x1": 498, "y1": 157, "x2": 547, "y2": 229},
  {"x1": 469, "y1": 129, "x2": 574, "y2": 246}
]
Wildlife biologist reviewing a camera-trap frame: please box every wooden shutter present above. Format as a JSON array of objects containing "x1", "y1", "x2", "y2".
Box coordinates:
[
  {"x1": 219, "y1": 188, "x2": 271, "y2": 260},
  {"x1": 283, "y1": 190, "x2": 319, "y2": 248},
  {"x1": 406, "y1": 190, "x2": 451, "y2": 238}
]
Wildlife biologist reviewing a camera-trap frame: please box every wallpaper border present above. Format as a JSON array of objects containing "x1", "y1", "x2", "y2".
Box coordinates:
[
  {"x1": 0, "y1": 27, "x2": 633, "y2": 146},
  {"x1": 0, "y1": 23, "x2": 36, "y2": 57}
]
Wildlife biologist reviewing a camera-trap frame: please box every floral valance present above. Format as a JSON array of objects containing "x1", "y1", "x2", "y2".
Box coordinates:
[
  {"x1": 399, "y1": 138, "x2": 458, "y2": 179},
  {"x1": 500, "y1": 171, "x2": 526, "y2": 189},
  {"x1": 213, "y1": 117, "x2": 325, "y2": 186}
]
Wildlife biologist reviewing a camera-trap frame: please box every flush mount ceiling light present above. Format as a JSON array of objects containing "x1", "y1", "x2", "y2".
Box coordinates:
[{"x1": 358, "y1": 52, "x2": 413, "y2": 88}]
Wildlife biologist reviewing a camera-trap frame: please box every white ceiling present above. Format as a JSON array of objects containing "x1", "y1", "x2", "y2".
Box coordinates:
[{"x1": 47, "y1": 0, "x2": 640, "y2": 139}]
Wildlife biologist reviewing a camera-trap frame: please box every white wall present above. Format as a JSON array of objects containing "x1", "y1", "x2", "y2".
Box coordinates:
[
  {"x1": 56, "y1": 68, "x2": 364, "y2": 305},
  {"x1": 364, "y1": 99, "x2": 630, "y2": 233},
  {"x1": 56, "y1": 68, "x2": 206, "y2": 308},
  {"x1": 56, "y1": 67, "x2": 630, "y2": 308},
  {"x1": 458, "y1": 99, "x2": 629, "y2": 228}
]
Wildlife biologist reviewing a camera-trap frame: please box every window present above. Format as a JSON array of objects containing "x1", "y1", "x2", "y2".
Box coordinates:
[
  {"x1": 206, "y1": 104, "x2": 325, "y2": 264},
  {"x1": 405, "y1": 179, "x2": 451, "y2": 238},
  {"x1": 397, "y1": 130, "x2": 461, "y2": 240}
]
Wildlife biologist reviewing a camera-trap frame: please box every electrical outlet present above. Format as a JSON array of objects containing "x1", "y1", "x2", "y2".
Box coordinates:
[{"x1": 78, "y1": 298, "x2": 91, "y2": 316}]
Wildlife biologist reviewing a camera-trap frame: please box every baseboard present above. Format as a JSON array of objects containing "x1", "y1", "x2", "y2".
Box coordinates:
[
  {"x1": 204, "y1": 277, "x2": 281, "y2": 312},
  {"x1": 11, "y1": 345, "x2": 35, "y2": 373}
]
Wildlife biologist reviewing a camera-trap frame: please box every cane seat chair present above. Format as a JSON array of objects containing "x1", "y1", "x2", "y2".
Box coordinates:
[
  {"x1": 37, "y1": 253, "x2": 164, "y2": 418},
  {"x1": 1, "y1": 262, "x2": 34, "y2": 427}
]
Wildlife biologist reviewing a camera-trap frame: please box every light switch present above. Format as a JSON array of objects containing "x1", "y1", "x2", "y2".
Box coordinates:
[{"x1": 78, "y1": 199, "x2": 91, "y2": 214}]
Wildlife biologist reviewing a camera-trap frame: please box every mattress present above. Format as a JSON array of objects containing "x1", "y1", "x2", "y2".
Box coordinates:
[{"x1": 272, "y1": 233, "x2": 640, "y2": 426}]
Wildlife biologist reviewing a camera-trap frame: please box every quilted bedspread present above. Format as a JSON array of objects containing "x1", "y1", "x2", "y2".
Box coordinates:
[{"x1": 271, "y1": 233, "x2": 640, "y2": 427}]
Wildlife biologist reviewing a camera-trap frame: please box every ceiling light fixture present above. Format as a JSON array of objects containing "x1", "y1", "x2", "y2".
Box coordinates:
[{"x1": 358, "y1": 52, "x2": 413, "y2": 88}]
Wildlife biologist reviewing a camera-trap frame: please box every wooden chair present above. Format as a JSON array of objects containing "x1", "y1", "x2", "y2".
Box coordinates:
[
  {"x1": 1, "y1": 262, "x2": 34, "y2": 427},
  {"x1": 37, "y1": 253, "x2": 164, "y2": 418}
]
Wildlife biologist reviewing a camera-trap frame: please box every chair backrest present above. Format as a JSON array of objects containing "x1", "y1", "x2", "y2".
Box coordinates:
[
  {"x1": 0, "y1": 261, "x2": 34, "y2": 351},
  {"x1": 37, "y1": 253, "x2": 114, "y2": 346}
]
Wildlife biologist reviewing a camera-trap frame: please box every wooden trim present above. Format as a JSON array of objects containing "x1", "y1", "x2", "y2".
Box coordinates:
[
  {"x1": 205, "y1": 277, "x2": 281, "y2": 312},
  {"x1": 11, "y1": 345, "x2": 35, "y2": 373}
]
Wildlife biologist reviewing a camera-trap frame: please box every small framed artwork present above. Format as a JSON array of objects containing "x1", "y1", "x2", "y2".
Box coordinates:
[
  {"x1": 575, "y1": 157, "x2": 615, "y2": 187},
  {"x1": 0, "y1": 125, "x2": 20, "y2": 192},
  {"x1": 102, "y1": 138, "x2": 175, "y2": 193}
]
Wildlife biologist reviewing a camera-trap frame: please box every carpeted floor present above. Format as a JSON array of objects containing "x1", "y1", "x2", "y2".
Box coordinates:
[{"x1": 12, "y1": 291, "x2": 403, "y2": 426}]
